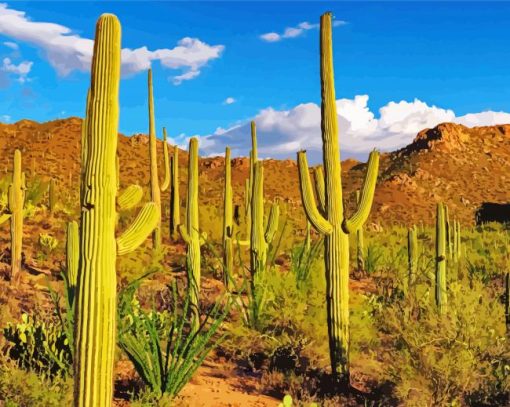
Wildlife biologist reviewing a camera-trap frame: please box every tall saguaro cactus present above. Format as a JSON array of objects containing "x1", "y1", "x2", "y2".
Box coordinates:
[
  {"x1": 179, "y1": 138, "x2": 203, "y2": 328},
  {"x1": 407, "y1": 225, "x2": 418, "y2": 289},
  {"x1": 147, "y1": 69, "x2": 170, "y2": 250},
  {"x1": 8, "y1": 149, "x2": 25, "y2": 279},
  {"x1": 435, "y1": 203, "x2": 447, "y2": 314},
  {"x1": 355, "y1": 190, "x2": 365, "y2": 273},
  {"x1": 296, "y1": 13, "x2": 379, "y2": 384},
  {"x1": 223, "y1": 147, "x2": 234, "y2": 290},
  {"x1": 244, "y1": 122, "x2": 258, "y2": 239},
  {"x1": 74, "y1": 15, "x2": 159, "y2": 407},
  {"x1": 170, "y1": 145, "x2": 180, "y2": 239}
]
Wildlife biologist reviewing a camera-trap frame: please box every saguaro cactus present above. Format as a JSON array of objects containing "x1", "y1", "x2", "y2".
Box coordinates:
[
  {"x1": 244, "y1": 122, "x2": 258, "y2": 239},
  {"x1": 223, "y1": 147, "x2": 234, "y2": 290},
  {"x1": 179, "y1": 138, "x2": 204, "y2": 328},
  {"x1": 66, "y1": 221, "x2": 79, "y2": 291},
  {"x1": 170, "y1": 145, "x2": 180, "y2": 239},
  {"x1": 8, "y1": 150, "x2": 25, "y2": 279},
  {"x1": 147, "y1": 69, "x2": 170, "y2": 250},
  {"x1": 74, "y1": 14, "x2": 159, "y2": 407},
  {"x1": 445, "y1": 204, "x2": 452, "y2": 259},
  {"x1": 435, "y1": 203, "x2": 447, "y2": 314},
  {"x1": 407, "y1": 225, "x2": 418, "y2": 288},
  {"x1": 49, "y1": 178, "x2": 57, "y2": 212},
  {"x1": 296, "y1": 13, "x2": 379, "y2": 384},
  {"x1": 355, "y1": 190, "x2": 365, "y2": 273}
]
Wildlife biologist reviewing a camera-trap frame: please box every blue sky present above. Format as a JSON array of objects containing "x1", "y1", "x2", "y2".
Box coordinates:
[{"x1": 1, "y1": 1, "x2": 510, "y2": 161}]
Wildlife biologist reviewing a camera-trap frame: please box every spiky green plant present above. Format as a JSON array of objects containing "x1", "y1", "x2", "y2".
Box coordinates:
[
  {"x1": 170, "y1": 145, "x2": 180, "y2": 240},
  {"x1": 147, "y1": 69, "x2": 170, "y2": 250},
  {"x1": 179, "y1": 137, "x2": 204, "y2": 330},
  {"x1": 8, "y1": 149, "x2": 26, "y2": 280},
  {"x1": 74, "y1": 14, "x2": 159, "y2": 407},
  {"x1": 296, "y1": 12, "x2": 379, "y2": 384},
  {"x1": 435, "y1": 203, "x2": 447, "y2": 314}
]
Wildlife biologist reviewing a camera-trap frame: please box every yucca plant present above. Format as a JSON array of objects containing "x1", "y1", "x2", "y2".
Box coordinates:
[{"x1": 118, "y1": 281, "x2": 228, "y2": 399}]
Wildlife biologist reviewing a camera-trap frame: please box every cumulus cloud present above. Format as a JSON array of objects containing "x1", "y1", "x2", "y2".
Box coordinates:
[
  {"x1": 0, "y1": 3, "x2": 224, "y2": 81},
  {"x1": 189, "y1": 95, "x2": 510, "y2": 162},
  {"x1": 1, "y1": 57, "x2": 32, "y2": 82},
  {"x1": 261, "y1": 19, "x2": 346, "y2": 42},
  {"x1": 223, "y1": 97, "x2": 236, "y2": 105},
  {"x1": 1, "y1": 114, "x2": 11, "y2": 122}
]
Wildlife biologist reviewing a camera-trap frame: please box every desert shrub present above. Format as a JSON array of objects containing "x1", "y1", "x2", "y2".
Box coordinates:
[
  {"x1": 0, "y1": 364, "x2": 72, "y2": 407},
  {"x1": 25, "y1": 177, "x2": 49, "y2": 207},
  {"x1": 378, "y1": 279, "x2": 509, "y2": 406},
  {"x1": 38, "y1": 233, "x2": 58, "y2": 254}
]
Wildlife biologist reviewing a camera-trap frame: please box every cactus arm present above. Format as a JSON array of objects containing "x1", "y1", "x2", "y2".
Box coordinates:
[
  {"x1": 297, "y1": 151, "x2": 333, "y2": 235},
  {"x1": 170, "y1": 145, "x2": 180, "y2": 239},
  {"x1": 314, "y1": 166, "x2": 326, "y2": 213},
  {"x1": 117, "y1": 184, "x2": 143, "y2": 210},
  {"x1": 341, "y1": 150, "x2": 380, "y2": 233},
  {"x1": 178, "y1": 225, "x2": 191, "y2": 244},
  {"x1": 160, "y1": 127, "x2": 171, "y2": 192},
  {"x1": 264, "y1": 201, "x2": 280, "y2": 244},
  {"x1": 0, "y1": 213, "x2": 11, "y2": 225},
  {"x1": 117, "y1": 202, "x2": 159, "y2": 256},
  {"x1": 66, "y1": 221, "x2": 79, "y2": 289},
  {"x1": 251, "y1": 121, "x2": 258, "y2": 163},
  {"x1": 435, "y1": 203, "x2": 447, "y2": 314}
]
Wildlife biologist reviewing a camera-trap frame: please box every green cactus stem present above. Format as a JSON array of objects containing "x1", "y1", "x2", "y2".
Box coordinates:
[
  {"x1": 355, "y1": 190, "x2": 365, "y2": 274},
  {"x1": 445, "y1": 204, "x2": 452, "y2": 260},
  {"x1": 435, "y1": 203, "x2": 447, "y2": 314},
  {"x1": 407, "y1": 225, "x2": 418, "y2": 289},
  {"x1": 49, "y1": 178, "x2": 57, "y2": 212},
  {"x1": 223, "y1": 147, "x2": 234, "y2": 291},
  {"x1": 170, "y1": 145, "x2": 180, "y2": 240},
  {"x1": 74, "y1": 15, "x2": 160, "y2": 407},
  {"x1": 179, "y1": 137, "x2": 203, "y2": 329},
  {"x1": 147, "y1": 69, "x2": 170, "y2": 250},
  {"x1": 66, "y1": 221, "x2": 79, "y2": 291},
  {"x1": 296, "y1": 12, "x2": 380, "y2": 385},
  {"x1": 8, "y1": 149, "x2": 25, "y2": 280}
]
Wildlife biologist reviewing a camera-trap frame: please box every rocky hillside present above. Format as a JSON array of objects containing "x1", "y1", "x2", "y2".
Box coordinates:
[{"x1": 0, "y1": 117, "x2": 509, "y2": 228}]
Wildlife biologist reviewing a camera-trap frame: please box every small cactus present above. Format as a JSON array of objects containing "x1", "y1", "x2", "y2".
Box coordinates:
[
  {"x1": 169, "y1": 145, "x2": 180, "y2": 240},
  {"x1": 223, "y1": 147, "x2": 234, "y2": 291}
]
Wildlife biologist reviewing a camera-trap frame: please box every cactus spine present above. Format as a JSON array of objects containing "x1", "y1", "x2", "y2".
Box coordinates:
[
  {"x1": 407, "y1": 225, "x2": 418, "y2": 288},
  {"x1": 296, "y1": 13, "x2": 379, "y2": 384},
  {"x1": 355, "y1": 190, "x2": 365, "y2": 273},
  {"x1": 147, "y1": 69, "x2": 170, "y2": 250},
  {"x1": 170, "y1": 145, "x2": 180, "y2": 239},
  {"x1": 435, "y1": 203, "x2": 447, "y2": 314},
  {"x1": 179, "y1": 138, "x2": 203, "y2": 328},
  {"x1": 223, "y1": 147, "x2": 234, "y2": 290},
  {"x1": 8, "y1": 149, "x2": 25, "y2": 279},
  {"x1": 74, "y1": 15, "x2": 159, "y2": 407}
]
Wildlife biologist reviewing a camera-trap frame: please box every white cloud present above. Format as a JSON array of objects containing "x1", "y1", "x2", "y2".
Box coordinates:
[
  {"x1": 0, "y1": 3, "x2": 224, "y2": 81},
  {"x1": 1, "y1": 114, "x2": 11, "y2": 122},
  {"x1": 189, "y1": 95, "x2": 510, "y2": 161},
  {"x1": 223, "y1": 97, "x2": 236, "y2": 105},
  {"x1": 1, "y1": 57, "x2": 32, "y2": 82},
  {"x1": 260, "y1": 18, "x2": 346, "y2": 42},
  {"x1": 3, "y1": 41, "x2": 18, "y2": 50}
]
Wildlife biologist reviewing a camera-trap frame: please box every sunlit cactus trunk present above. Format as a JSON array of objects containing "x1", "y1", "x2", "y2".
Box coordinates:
[
  {"x1": 445, "y1": 204, "x2": 452, "y2": 259},
  {"x1": 296, "y1": 13, "x2": 379, "y2": 385},
  {"x1": 244, "y1": 122, "x2": 258, "y2": 240},
  {"x1": 355, "y1": 190, "x2": 365, "y2": 273},
  {"x1": 170, "y1": 145, "x2": 180, "y2": 240},
  {"x1": 223, "y1": 147, "x2": 234, "y2": 290},
  {"x1": 179, "y1": 138, "x2": 202, "y2": 329},
  {"x1": 74, "y1": 14, "x2": 120, "y2": 407},
  {"x1": 435, "y1": 203, "x2": 447, "y2": 314},
  {"x1": 8, "y1": 149, "x2": 25, "y2": 280},
  {"x1": 66, "y1": 221, "x2": 79, "y2": 292},
  {"x1": 147, "y1": 69, "x2": 170, "y2": 250}
]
